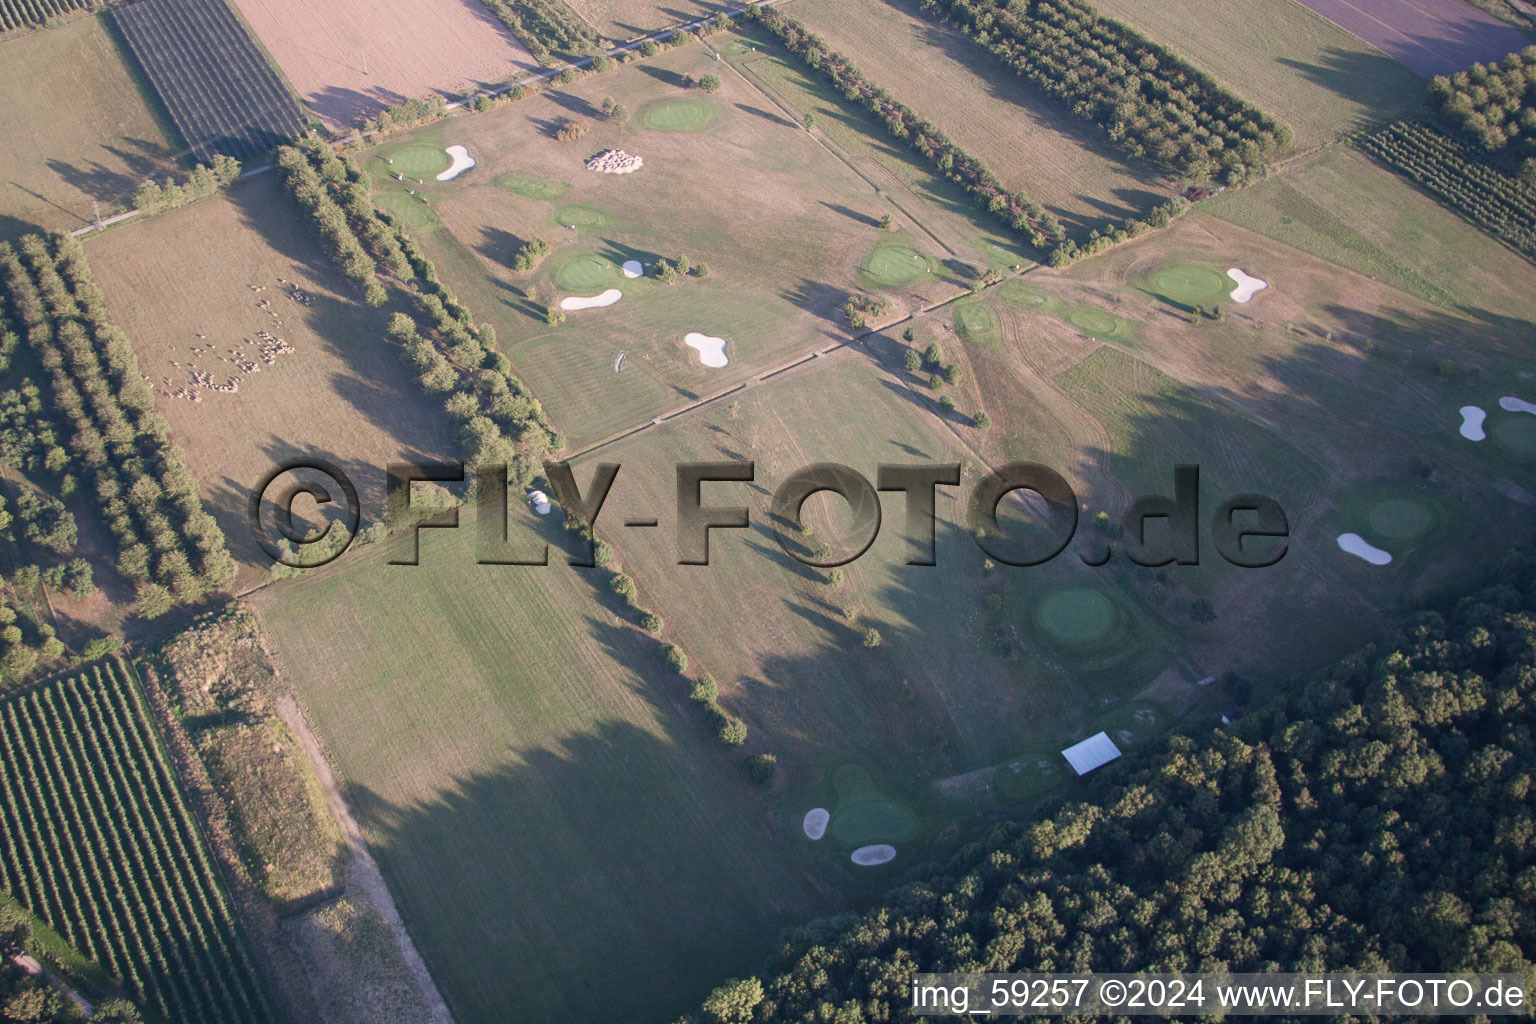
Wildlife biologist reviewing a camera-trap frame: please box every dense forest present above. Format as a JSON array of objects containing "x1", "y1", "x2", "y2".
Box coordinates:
[
  {"x1": 915, "y1": 0, "x2": 1291, "y2": 185},
  {"x1": 683, "y1": 557, "x2": 1536, "y2": 1022}
]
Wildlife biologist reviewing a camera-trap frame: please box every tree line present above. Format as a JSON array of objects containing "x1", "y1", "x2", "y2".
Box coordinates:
[
  {"x1": 683, "y1": 555, "x2": 1536, "y2": 1023},
  {"x1": 916, "y1": 0, "x2": 1291, "y2": 186},
  {"x1": 477, "y1": 0, "x2": 601, "y2": 63},
  {"x1": 742, "y1": 4, "x2": 1190, "y2": 265},
  {"x1": 0, "y1": 235, "x2": 236, "y2": 620},
  {"x1": 131, "y1": 154, "x2": 241, "y2": 215},
  {"x1": 1428, "y1": 46, "x2": 1536, "y2": 183}
]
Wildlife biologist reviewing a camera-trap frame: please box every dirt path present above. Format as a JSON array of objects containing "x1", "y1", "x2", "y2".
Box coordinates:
[{"x1": 274, "y1": 696, "x2": 455, "y2": 1024}]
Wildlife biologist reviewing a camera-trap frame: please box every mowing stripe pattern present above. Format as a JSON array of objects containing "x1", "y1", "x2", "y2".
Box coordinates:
[
  {"x1": 112, "y1": 0, "x2": 305, "y2": 163},
  {"x1": 0, "y1": 662, "x2": 274, "y2": 1023}
]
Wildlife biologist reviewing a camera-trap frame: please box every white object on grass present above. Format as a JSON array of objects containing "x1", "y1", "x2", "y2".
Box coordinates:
[
  {"x1": 1226, "y1": 268, "x2": 1268, "y2": 303},
  {"x1": 1459, "y1": 405, "x2": 1487, "y2": 440},
  {"x1": 621, "y1": 260, "x2": 643, "y2": 278},
  {"x1": 850, "y1": 844, "x2": 896, "y2": 866},
  {"x1": 1337, "y1": 533, "x2": 1391, "y2": 565},
  {"x1": 1500, "y1": 395, "x2": 1536, "y2": 415},
  {"x1": 559, "y1": 289, "x2": 622, "y2": 310},
  {"x1": 527, "y1": 490, "x2": 552, "y2": 515},
  {"x1": 802, "y1": 808, "x2": 829, "y2": 840},
  {"x1": 437, "y1": 145, "x2": 476, "y2": 180},
  {"x1": 684, "y1": 332, "x2": 729, "y2": 367}
]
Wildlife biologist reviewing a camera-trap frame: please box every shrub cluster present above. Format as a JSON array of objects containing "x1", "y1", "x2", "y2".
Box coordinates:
[
  {"x1": 0, "y1": 564, "x2": 67, "y2": 683},
  {"x1": 917, "y1": 0, "x2": 1291, "y2": 184},
  {"x1": 132, "y1": 154, "x2": 242, "y2": 214},
  {"x1": 0, "y1": 234, "x2": 236, "y2": 616},
  {"x1": 843, "y1": 294, "x2": 890, "y2": 328},
  {"x1": 275, "y1": 144, "x2": 389, "y2": 305},
  {"x1": 512, "y1": 237, "x2": 550, "y2": 271},
  {"x1": 362, "y1": 95, "x2": 448, "y2": 134},
  {"x1": 1428, "y1": 47, "x2": 1536, "y2": 175},
  {"x1": 554, "y1": 118, "x2": 592, "y2": 142}
]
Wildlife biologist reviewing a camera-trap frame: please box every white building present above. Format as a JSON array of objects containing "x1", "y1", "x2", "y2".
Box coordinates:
[{"x1": 1061, "y1": 732, "x2": 1122, "y2": 776}]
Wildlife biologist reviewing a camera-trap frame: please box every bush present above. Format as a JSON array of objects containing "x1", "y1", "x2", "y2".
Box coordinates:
[
  {"x1": 689, "y1": 674, "x2": 718, "y2": 703},
  {"x1": 609, "y1": 572, "x2": 636, "y2": 599},
  {"x1": 973, "y1": 410, "x2": 991, "y2": 429},
  {"x1": 558, "y1": 67, "x2": 581, "y2": 85},
  {"x1": 638, "y1": 610, "x2": 663, "y2": 633},
  {"x1": 692, "y1": 261, "x2": 710, "y2": 277},
  {"x1": 903, "y1": 349, "x2": 922, "y2": 372},
  {"x1": 662, "y1": 642, "x2": 688, "y2": 672},
  {"x1": 639, "y1": 39, "x2": 659, "y2": 57},
  {"x1": 923, "y1": 341, "x2": 943, "y2": 366},
  {"x1": 546, "y1": 306, "x2": 566, "y2": 325},
  {"x1": 929, "y1": 374, "x2": 944, "y2": 390},
  {"x1": 555, "y1": 119, "x2": 591, "y2": 142},
  {"x1": 718, "y1": 717, "x2": 748, "y2": 746},
  {"x1": 939, "y1": 395, "x2": 956, "y2": 413},
  {"x1": 745, "y1": 753, "x2": 777, "y2": 785},
  {"x1": 593, "y1": 538, "x2": 613, "y2": 566},
  {"x1": 944, "y1": 364, "x2": 963, "y2": 385},
  {"x1": 699, "y1": 73, "x2": 721, "y2": 92},
  {"x1": 862, "y1": 627, "x2": 882, "y2": 648}
]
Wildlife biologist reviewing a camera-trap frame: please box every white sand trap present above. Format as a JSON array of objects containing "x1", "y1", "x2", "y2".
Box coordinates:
[
  {"x1": 850, "y1": 844, "x2": 896, "y2": 866},
  {"x1": 1500, "y1": 396, "x2": 1536, "y2": 416},
  {"x1": 621, "y1": 260, "x2": 643, "y2": 278},
  {"x1": 684, "y1": 332, "x2": 729, "y2": 368},
  {"x1": 1459, "y1": 405, "x2": 1488, "y2": 441},
  {"x1": 1227, "y1": 268, "x2": 1268, "y2": 303},
  {"x1": 802, "y1": 808, "x2": 829, "y2": 840},
  {"x1": 527, "y1": 490, "x2": 552, "y2": 515},
  {"x1": 1337, "y1": 533, "x2": 1392, "y2": 566},
  {"x1": 559, "y1": 289, "x2": 622, "y2": 311},
  {"x1": 614, "y1": 352, "x2": 626, "y2": 372},
  {"x1": 437, "y1": 145, "x2": 475, "y2": 181}
]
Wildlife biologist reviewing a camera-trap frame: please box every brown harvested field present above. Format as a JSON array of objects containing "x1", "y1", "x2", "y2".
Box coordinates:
[
  {"x1": 1293, "y1": 0, "x2": 1533, "y2": 77},
  {"x1": 1085, "y1": 0, "x2": 1428, "y2": 147},
  {"x1": 562, "y1": 0, "x2": 728, "y2": 41},
  {"x1": 229, "y1": 0, "x2": 540, "y2": 132},
  {"x1": 788, "y1": 0, "x2": 1173, "y2": 235},
  {"x1": 0, "y1": 15, "x2": 180, "y2": 240},
  {"x1": 86, "y1": 172, "x2": 453, "y2": 587}
]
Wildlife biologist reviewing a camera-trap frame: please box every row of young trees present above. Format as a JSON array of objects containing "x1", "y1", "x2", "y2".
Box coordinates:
[
  {"x1": 1428, "y1": 46, "x2": 1536, "y2": 176},
  {"x1": 684, "y1": 558, "x2": 1536, "y2": 1023},
  {"x1": 1361, "y1": 120, "x2": 1536, "y2": 261},
  {"x1": 0, "y1": 664, "x2": 273, "y2": 1024},
  {"x1": 916, "y1": 0, "x2": 1291, "y2": 185},
  {"x1": 0, "y1": 235, "x2": 236, "y2": 616},
  {"x1": 743, "y1": 5, "x2": 1189, "y2": 263},
  {"x1": 131, "y1": 154, "x2": 241, "y2": 215},
  {"x1": 275, "y1": 145, "x2": 389, "y2": 305},
  {"x1": 477, "y1": 0, "x2": 601, "y2": 63},
  {"x1": 360, "y1": 95, "x2": 447, "y2": 135}
]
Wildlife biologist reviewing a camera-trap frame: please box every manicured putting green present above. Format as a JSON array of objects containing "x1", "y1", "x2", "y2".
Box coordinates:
[
  {"x1": 1065, "y1": 305, "x2": 1124, "y2": 339},
  {"x1": 555, "y1": 254, "x2": 617, "y2": 293},
  {"x1": 953, "y1": 300, "x2": 1000, "y2": 346},
  {"x1": 385, "y1": 145, "x2": 450, "y2": 178},
  {"x1": 373, "y1": 190, "x2": 437, "y2": 229},
  {"x1": 1493, "y1": 416, "x2": 1536, "y2": 456},
  {"x1": 1367, "y1": 498, "x2": 1434, "y2": 540},
  {"x1": 552, "y1": 204, "x2": 609, "y2": 230},
  {"x1": 1148, "y1": 263, "x2": 1228, "y2": 304},
  {"x1": 1037, "y1": 587, "x2": 1116, "y2": 644},
  {"x1": 638, "y1": 98, "x2": 717, "y2": 131},
  {"x1": 495, "y1": 172, "x2": 570, "y2": 200},
  {"x1": 862, "y1": 243, "x2": 927, "y2": 287},
  {"x1": 828, "y1": 799, "x2": 919, "y2": 844}
]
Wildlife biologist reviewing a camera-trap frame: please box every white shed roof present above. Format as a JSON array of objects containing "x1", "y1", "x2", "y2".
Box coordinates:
[{"x1": 1061, "y1": 732, "x2": 1122, "y2": 775}]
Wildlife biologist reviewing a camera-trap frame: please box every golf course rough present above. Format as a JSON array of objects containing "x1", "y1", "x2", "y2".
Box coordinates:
[
  {"x1": 1037, "y1": 587, "x2": 1116, "y2": 644},
  {"x1": 494, "y1": 172, "x2": 571, "y2": 200}
]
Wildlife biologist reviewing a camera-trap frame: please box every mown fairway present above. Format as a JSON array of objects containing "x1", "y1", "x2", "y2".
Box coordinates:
[
  {"x1": 1086, "y1": 0, "x2": 1428, "y2": 146},
  {"x1": 364, "y1": 39, "x2": 995, "y2": 449},
  {"x1": 250, "y1": 527, "x2": 823, "y2": 1024},
  {"x1": 0, "y1": 15, "x2": 179, "y2": 239},
  {"x1": 790, "y1": 0, "x2": 1173, "y2": 234}
]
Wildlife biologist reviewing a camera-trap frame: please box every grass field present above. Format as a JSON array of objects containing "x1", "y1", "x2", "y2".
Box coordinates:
[
  {"x1": 560, "y1": 0, "x2": 727, "y2": 41},
  {"x1": 0, "y1": 15, "x2": 179, "y2": 239},
  {"x1": 1203, "y1": 146, "x2": 1536, "y2": 323},
  {"x1": 249, "y1": 523, "x2": 824, "y2": 1024},
  {"x1": 1085, "y1": 0, "x2": 1428, "y2": 147},
  {"x1": 363, "y1": 39, "x2": 997, "y2": 449},
  {"x1": 87, "y1": 173, "x2": 454, "y2": 587},
  {"x1": 790, "y1": 0, "x2": 1173, "y2": 235}
]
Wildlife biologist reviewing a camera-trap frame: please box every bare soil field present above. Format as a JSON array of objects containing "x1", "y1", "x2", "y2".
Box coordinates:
[
  {"x1": 228, "y1": 0, "x2": 540, "y2": 132},
  {"x1": 0, "y1": 15, "x2": 179, "y2": 239},
  {"x1": 1294, "y1": 0, "x2": 1532, "y2": 77},
  {"x1": 1086, "y1": 0, "x2": 1427, "y2": 146},
  {"x1": 86, "y1": 173, "x2": 454, "y2": 587},
  {"x1": 789, "y1": 0, "x2": 1173, "y2": 236}
]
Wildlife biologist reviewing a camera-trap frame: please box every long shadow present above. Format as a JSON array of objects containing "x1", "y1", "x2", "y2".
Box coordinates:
[
  {"x1": 635, "y1": 64, "x2": 690, "y2": 87},
  {"x1": 781, "y1": 278, "x2": 847, "y2": 324},
  {"x1": 820, "y1": 202, "x2": 882, "y2": 227},
  {"x1": 734, "y1": 102, "x2": 795, "y2": 128},
  {"x1": 1276, "y1": 48, "x2": 1429, "y2": 122},
  {"x1": 476, "y1": 225, "x2": 532, "y2": 273}
]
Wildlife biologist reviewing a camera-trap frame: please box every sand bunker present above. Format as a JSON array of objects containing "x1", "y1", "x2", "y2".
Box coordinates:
[
  {"x1": 621, "y1": 260, "x2": 643, "y2": 278},
  {"x1": 437, "y1": 145, "x2": 475, "y2": 181},
  {"x1": 1227, "y1": 268, "x2": 1268, "y2": 303},
  {"x1": 527, "y1": 490, "x2": 552, "y2": 515},
  {"x1": 1460, "y1": 406, "x2": 1488, "y2": 441},
  {"x1": 802, "y1": 808, "x2": 829, "y2": 840},
  {"x1": 684, "y1": 332, "x2": 728, "y2": 368},
  {"x1": 585, "y1": 149, "x2": 643, "y2": 174},
  {"x1": 1500, "y1": 396, "x2": 1536, "y2": 416},
  {"x1": 850, "y1": 844, "x2": 896, "y2": 866},
  {"x1": 559, "y1": 289, "x2": 622, "y2": 311},
  {"x1": 1337, "y1": 533, "x2": 1392, "y2": 566}
]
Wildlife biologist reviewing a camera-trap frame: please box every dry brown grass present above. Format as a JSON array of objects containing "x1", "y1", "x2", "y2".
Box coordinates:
[
  {"x1": 561, "y1": 0, "x2": 725, "y2": 40},
  {"x1": 229, "y1": 0, "x2": 540, "y2": 132},
  {"x1": 86, "y1": 172, "x2": 454, "y2": 587},
  {"x1": 788, "y1": 0, "x2": 1175, "y2": 236}
]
